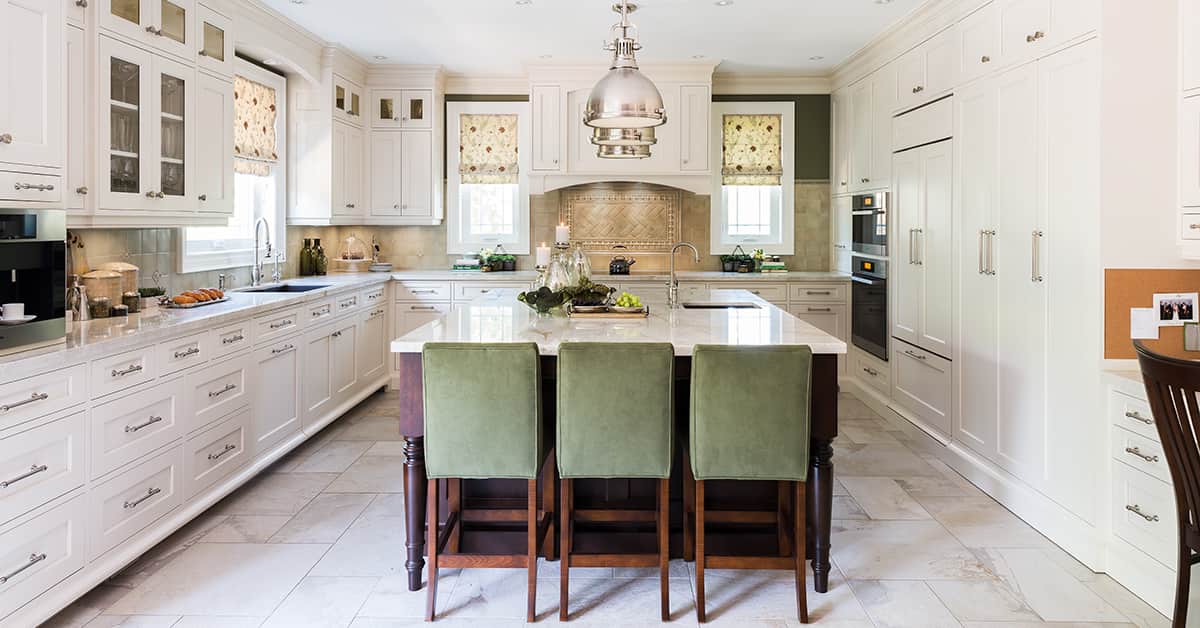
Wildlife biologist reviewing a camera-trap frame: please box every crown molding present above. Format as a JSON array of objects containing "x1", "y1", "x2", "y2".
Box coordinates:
[
  {"x1": 445, "y1": 74, "x2": 529, "y2": 95},
  {"x1": 713, "y1": 74, "x2": 830, "y2": 95}
]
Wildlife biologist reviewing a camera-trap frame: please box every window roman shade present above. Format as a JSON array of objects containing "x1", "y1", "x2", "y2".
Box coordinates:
[
  {"x1": 722, "y1": 114, "x2": 782, "y2": 186},
  {"x1": 233, "y1": 75, "x2": 279, "y2": 176},
  {"x1": 459, "y1": 114, "x2": 519, "y2": 184}
]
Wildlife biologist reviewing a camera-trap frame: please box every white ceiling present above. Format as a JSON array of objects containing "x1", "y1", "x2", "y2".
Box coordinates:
[{"x1": 258, "y1": 0, "x2": 924, "y2": 76}]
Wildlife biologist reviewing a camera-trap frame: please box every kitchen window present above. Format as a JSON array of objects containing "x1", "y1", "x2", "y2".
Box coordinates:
[
  {"x1": 181, "y1": 59, "x2": 286, "y2": 273},
  {"x1": 710, "y1": 102, "x2": 795, "y2": 255},
  {"x1": 446, "y1": 102, "x2": 531, "y2": 254}
]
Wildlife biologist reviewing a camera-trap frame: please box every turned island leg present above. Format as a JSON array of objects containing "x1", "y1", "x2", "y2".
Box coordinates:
[
  {"x1": 403, "y1": 436, "x2": 427, "y2": 591},
  {"x1": 808, "y1": 437, "x2": 834, "y2": 593}
]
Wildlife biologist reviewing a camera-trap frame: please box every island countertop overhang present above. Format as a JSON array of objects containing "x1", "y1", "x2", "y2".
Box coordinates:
[{"x1": 389, "y1": 288, "x2": 848, "y2": 356}]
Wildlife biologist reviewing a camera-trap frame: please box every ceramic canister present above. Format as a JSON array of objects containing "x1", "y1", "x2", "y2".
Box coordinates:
[{"x1": 96, "y1": 261, "x2": 140, "y2": 295}]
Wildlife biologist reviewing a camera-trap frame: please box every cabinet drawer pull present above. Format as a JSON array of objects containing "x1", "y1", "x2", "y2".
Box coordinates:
[
  {"x1": 1031, "y1": 230, "x2": 1044, "y2": 282},
  {"x1": 111, "y1": 364, "x2": 144, "y2": 378},
  {"x1": 409, "y1": 289, "x2": 437, "y2": 294},
  {"x1": 1189, "y1": 223, "x2": 1200, "y2": 230},
  {"x1": 806, "y1": 290, "x2": 832, "y2": 295},
  {"x1": 331, "y1": 330, "x2": 342, "y2": 338},
  {"x1": 410, "y1": 305, "x2": 438, "y2": 311},
  {"x1": 173, "y1": 346, "x2": 200, "y2": 359},
  {"x1": 311, "y1": 308, "x2": 328, "y2": 318},
  {"x1": 912, "y1": 85, "x2": 924, "y2": 94},
  {"x1": 0, "y1": 133, "x2": 12, "y2": 144},
  {"x1": 76, "y1": 0, "x2": 88, "y2": 6},
  {"x1": 340, "y1": 299, "x2": 355, "y2": 308},
  {"x1": 1125, "y1": 410, "x2": 1153, "y2": 425},
  {"x1": 862, "y1": 366, "x2": 878, "y2": 377},
  {"x1": 271, "y1": 344, "x2": 295, "y2": 355},
  {"x1": 903, "y1": 350, "x2": 927, "y2": 361},
  {"x1": 1026, "y1": 30, "x2": 1045, "y2": 43},
  {"x1": 14, "y1": 182, "x2": 55, "y2": 192},
  {"x1": 77, "y1": 186, "x2": 89, "y2": 195},
  {"x1": 1, "y1": 392, "x2": 49, "y2": 412},
  {"x1": 125, "y1": 415, "x2": 164, "y2": 433},
  {"x1": 208, "y1": 443, "x2": 237, "y2": 461},
  {"x1": 1125, "y1": 503, "x2": 1159, "y2": 523},
  {"x1": 208, "y1": 383, "x2": 236, "y2": 398},
  {"x1": 124, "y1": 486, "x2": 162, "y2": 510},
  {"x1": 0, "y1": 553, "x2": 46, "y2": 584},
  {"x1": 807, "y1": 307, "x2": 832, "y2": 313},
  {"x1": 371, "y1": 308, "x2": 386, "y2": 318},
  {"x1": 221, "y1": 334, "x2": 245, "y2": 345},
  {"x1": 269, "y1": 319, "x2": 293, "y2": 329},
  {"x1": 1, "y1": 464, "x2": 48, "y2": 489},
  {"x1": 1124, "y1": 446, "x2": 1160, "y2": 463}
]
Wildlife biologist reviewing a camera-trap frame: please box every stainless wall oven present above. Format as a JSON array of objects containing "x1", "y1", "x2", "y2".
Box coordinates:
[
  {"x1": 851, "y1": 192, "x2": 889, "y2": 256},
  {"x1": 0, "y1": 210, "x2": 66, "y2": 356},
  {"x1": 851, "y1": 255, "x2": 888, "y2": 361}
]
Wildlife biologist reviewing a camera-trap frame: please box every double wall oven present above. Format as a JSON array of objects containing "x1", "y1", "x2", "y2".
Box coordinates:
[{"x1": 849, "y1": 193, "x2": 889, "y2": 361}]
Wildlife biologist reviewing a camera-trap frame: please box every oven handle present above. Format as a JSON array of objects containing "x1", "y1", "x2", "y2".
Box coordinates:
[{"x1": 851, "y1": 275, "x2": 885, "y2": 286}]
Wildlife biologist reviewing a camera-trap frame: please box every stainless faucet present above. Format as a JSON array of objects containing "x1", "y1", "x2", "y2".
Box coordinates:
[
  {"x1": 668, "y1": 242, "x2": 701, "y2": 308},
  {"x1": 253, "y1": 217, "x2": 280, "y2": 286}
]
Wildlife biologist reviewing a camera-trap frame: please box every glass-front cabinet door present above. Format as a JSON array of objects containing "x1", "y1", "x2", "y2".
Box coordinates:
[
  {"x1": 333, "y1": 74, "x2": 363, "y2": 124},
  {"x1": 400, "y1": 90, "x2": 432, "y2": 129},
  {"x1": 101, "y1": 0, "x2": 194, "y2": 60},
  {"x1": 195, "y1": 3, "x2": 232, "y2": 77},
  {"x1": 371, "y1": 89, "x2": 403, "y2": 130},
  {"x1": 154, "y1": 56, "x2": 193, "y2": 210},
  {"x1": 100, "y1": 36, "x2": 154, "y2": 211}
]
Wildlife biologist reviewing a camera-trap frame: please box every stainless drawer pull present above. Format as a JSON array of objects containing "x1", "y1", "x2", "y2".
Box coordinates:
[
  {"x1": 0, "y1": 553, "x2": 46, "y2": 584},
  {"x1": 1026, "y1": 30, "x2": 1045, "y2": 43},
  {"x1": 0, "y1": 133, "x2": 12, "y2": 144},
  {"x1": 1, "y1": 464, "x2": 48, "y2": 489},
  {"x1": 221, "y1": 334, "x2": 245, "y2": 345},
  {"x1": 806, "y1": 290, "x2": 831, "y2": 295},
  {"x1": 807, "y1": 307, "x2": 832, "y2": 313},
  {"x1": 208, "y1": 383, "x2": 236, "y2": 398},
  {"x1": 173, "y1": 346, "x2": 200, "y2": 359},
  {"x1": 1125, "y1": 410, "x2": 1153, "y2": 425},
  {"x1": 312, "y1": 308, "x2": 328, "y2": 318},
  {"x1": 111, "y1": 364, "x2": 144, "y2": 377},
  {"x1": 14, "y1": 182, "x2": 55, "y2": 192},
  {"x1": 124, "y1": 487, "x2": 162, "y2": 510},
  {"x1": 1124, "y1": 446, "x2": 1160, "y2": 463},
  {"x1": 981, "y1": 55, "x2": 991, "y2": 63},
  {"x1": 1, "y1": 392, "x2": 48, "y2": 412},
  {"x1": 269, "y1": 319, "x2": 293, "y2": 329},
  {"x1": 409, "y1": 289, "x2": 437, "y2": 294},
  {"x1": 272, "y1": 343, "x2": 295, "y2": 355},
  {"x1": 208, "y1": 443, "x2": 236, "y2": 461},
  {"x1": 125, "y1": 415, "x2": 164, "y2": 433},
  {"x1": 1031, "y1": 230, "x2": 1044, "y2": 282},
  {"x1": 1191, "y1": 223, "x2": 1200, "y2": 230},
  {"x1": 371, "y1": 308, "x2": 386, "y2": 317},
  {"x1": 410, "y1": 305, "x2": 437, "y2": 311},
  {"x1": 904, "y1": 350, "x2": 927, "y2": 361},
  {"x1": 332, "y1": 330, "x2": 342, "y2": 338},
  {"x1": 862, "y1": 366, "x2": 879, "y2": 377},
  {"x1": 75, "y1": 0, "x2": 88, "y2": 6},
  {"x1": 1125, "y1": 503, "x2": 1160, "y2": 523}
]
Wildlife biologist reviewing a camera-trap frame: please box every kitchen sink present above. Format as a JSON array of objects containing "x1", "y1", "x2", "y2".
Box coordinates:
[
  {"x1": 240, "y1": 284, "x2": 330, "y2": 293},
  {"x1": 680, "y1": 302, "x2": 761, "y2": 309}
]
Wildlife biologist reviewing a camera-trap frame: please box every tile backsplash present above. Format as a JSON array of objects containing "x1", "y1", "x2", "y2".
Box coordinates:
[{"x1": 68, "y1": 229, "x2": 254, "y2": 294}]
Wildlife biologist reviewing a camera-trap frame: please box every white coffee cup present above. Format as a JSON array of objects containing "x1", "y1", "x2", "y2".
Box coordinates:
[{"x1": 2, "y1": 303, "x2": 24, "y2": 320}]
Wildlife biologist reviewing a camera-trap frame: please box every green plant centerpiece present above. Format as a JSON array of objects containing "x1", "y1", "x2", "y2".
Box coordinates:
[
  {"x1": 562, "y1": 278, "x2": 614, "y2": 307},
  {"x1": 517, "y1": 286, "x2": 567, "y2": 314}
]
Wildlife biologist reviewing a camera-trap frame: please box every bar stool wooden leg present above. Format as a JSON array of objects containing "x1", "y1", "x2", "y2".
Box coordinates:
[
  {"x1": 559, "y1": 478, "x2": 571, "y2": 621},
  {"x1": 683, "y1": 449, "x2": 695, "y2": 562},
  {"x1": 425, "y1": 478, "x2": 440, "y2": 622},
  {"x1": 543, "y1": 450, "x2": 557, "y2": 561},
  {"x1": 658, "y1": 477, "x2": 670, "y2": 621},
  {"x1": 696, "y1": 479, "x2": 706, "y2": 624},
  {"x1": 527, "y1": 478, "x2": 538, "y2": 623},
  {"x1": 448, "y1": 479, "x2": 462, "y2": 554},
  {"x1": 795, "y1": 480, "x2": 808, "y2": 624},
  {"x1": 778, "y1": 481, "x2": 792, "y2": 558}
]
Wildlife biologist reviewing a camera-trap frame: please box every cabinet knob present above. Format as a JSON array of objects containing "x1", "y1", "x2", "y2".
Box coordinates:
[
  {"x1": 552, "y1": 159, "x2": 558, "y2": 164},
  {"x1": 393, "y1": 117, "x2": 400, "y2": 122},
  {"x1": 198, "y1": 50, "x2": 208, "y2": 57},
  {"x1": 76, "y1": 186, "x2": 88, "y2": 195},
  {"x1": 1026, "y1": 30, "x2": 1045, "y2": 43},
  {"x1": 912, "y1": 85, "x2": 924, "y2": 93},
  {"x1": 393, "y1": 204, "x2": 400, "y2": 209},
  {"x1": 145, "y1": 25, "x2": 162, "y2": 36},
  {"x1": 75, "y1": 0, "x2": 88, "y2": 6},
  {"x1": 198, "y1": 194, "x2": 207, "y2": 201},
  {"x1": 0, "y1": 133, "x2": 12, "y2": 144},
  {"x1": 981, "y1": 55, "x2": 991, "y2": 63},
  {"x1": 346, "y1": 203, "x2": 355, "y2": 209}
]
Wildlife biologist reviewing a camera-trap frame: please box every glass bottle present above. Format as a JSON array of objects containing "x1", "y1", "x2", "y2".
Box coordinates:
[
  {"x1": 314, "y1": 238, "x2": 328, "y2": 276},
  {"x1": 545, "y1": 248, "x2": 571, "y2": 292},
  {"x1": 300, "y1": 238, "x2": 313, "y2": 276},
  {"x1": 570, "y1": 243, "x2": 591, "y2": 284}
]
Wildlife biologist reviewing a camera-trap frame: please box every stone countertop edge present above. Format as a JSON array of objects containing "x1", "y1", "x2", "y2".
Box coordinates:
[{"x1": 387, "y1": 269, "x2": 849, "y2": 282}]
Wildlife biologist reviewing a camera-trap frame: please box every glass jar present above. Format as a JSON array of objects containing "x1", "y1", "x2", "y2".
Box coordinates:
[
  {"x1": 88, "y1": 296, "x2": 112, "y2": 319},
  {"x1": 570, "y1": 244, "x2": 591, "y2": 285},
  {"x1": 545, "y1": 249, "x2": 571, "y2": 292}
]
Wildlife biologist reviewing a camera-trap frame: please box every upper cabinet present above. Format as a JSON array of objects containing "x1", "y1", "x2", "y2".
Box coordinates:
[
  {"x1": 530, "y1": 84, "x2": 561, "y2": 171},
  {"x1": 100, "y1": 0, "x2": 195, "y2": 62},
  {"x1": 332, "y1": 74, "x2": 363, "y2": 126},
  {"x1": 896, "y1": 25, "x2": 961, "y2": 112},
  {"x1": 370, "y1": 89, "x2": 431, "y2": 130},
  {"x1": 960, "y1": 3, "x2": 1001, "y2": 83},
  {"x1": 0, "y1": 0, "x2": 63, "y2": 173},
  {"x1": 996, "y1": 0, "x2": 1097, "y2": 67},
  {"x1": 679, "y1": 85, "x2": 710, "y2": 172},
  {"x1": 843, "y1": 63, "x2": 897, "y2": 194},
  {"x1": 831, "y1": 87, "x2": 850, "y2": 195},
  {"x1": 1184, "y1": 0, "x2": 1200, "y2": 93},
  {"x1": 195, "y1": 3, "x2": 232, "y2": 78},
  {"x1": 194, "y1": 71, "x2": 233, "y2": 215}
]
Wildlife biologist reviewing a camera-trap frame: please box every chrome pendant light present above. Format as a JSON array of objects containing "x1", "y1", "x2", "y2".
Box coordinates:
[{"x1": 584, "y1": 1, "x2": 666, "y2": 158}]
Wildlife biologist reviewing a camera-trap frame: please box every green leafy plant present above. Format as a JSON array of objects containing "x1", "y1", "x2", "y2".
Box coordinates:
[
  {"x1": 138, "y1": 287, "x2": 165, "y2": 298},
  {"x1": 563, "y1": 279, "x2": 614, "y2": 306},
  {"x1": 517, "y1": 286, "x2": 567, "y2": 313}
]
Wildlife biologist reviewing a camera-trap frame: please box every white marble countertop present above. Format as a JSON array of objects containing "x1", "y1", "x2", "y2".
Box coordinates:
[
  {"x1": 389, "y1": 289, "x2": 848, "y2": 356},
  {"x1": 388, "y1": 269, "x2": 849, "y2": 283}
]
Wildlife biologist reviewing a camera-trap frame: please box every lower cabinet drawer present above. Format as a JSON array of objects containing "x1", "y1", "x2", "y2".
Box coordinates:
[
  {"x1": 394, "y1": 281, "x2": 451, "y2": 302},
  {"x1": 1109, "y1": 389, "x2": 1157, "y2": 441},
  {"x1": 188, "y1": 352, "x2": 251, "y2": 433},
  {"x1": 91, "y1": 347, "x2": 156, "y2": 399},
  {"x1": 90, "y1": 377, "x2": 186, "y2": 479},
  {"x1": 891, "y1": 340, "x2": 952, "y2": 437},
  {"x1": 454, "y1": 282, "x2": 529, "y2": 301},
  {"x1": 738, "y1": 283, "x2": 788, "y2": 303},
  {"x1": 212, "y1": 319, "x2": 252, "y2": 360},
  {"x1": 789, "y1": 283, "x2": 847, "y2": 303},
  {"x1": 158, "y1": 331, "x2": 210, "y2": 376},
  {"x1": 0, "y1": 496, "x2": 86, "y2": 620},
  {"x1": 0, "y1": 364, "x2": 87, "y2": 432},
  {"x1": 361, "y1": 285, "x2": 386, "y2": 308},
  {"x1": 255, "y1": 307, "x2": 302, "y2": 344},
  {"x1": 184, "y1": 407, "x2": 250, "y2": 499},
  {"x1": 1112, "y1": 461, "x2": 1178, "y2": 569},
  {"x1": 0, "y1": 170, "x2": 62, "y2": 204},
  {"x1": 88, "y1": 445, "x2": 183, "y2": 560},
  {"x1": 1111, "y1": 426, "x2": 1170, "y2": 484},
  {"x1": 853, "y1": 349, "x2": 890, "y2": 395},
  {"x1": 0, "y1": 413, "x2": 85, "y2": 527}
]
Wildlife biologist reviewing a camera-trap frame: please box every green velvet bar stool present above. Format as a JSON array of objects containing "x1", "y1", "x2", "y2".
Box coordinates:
[
  {"x1": 556, "y1": 342, "x2": 675, "y2": 622},
  {"x1": 422, "y1": 342, "x2": 556, "y2": 623},
  {"x1": 687, "y1": 344, "x2": 812, "y2": 624}
]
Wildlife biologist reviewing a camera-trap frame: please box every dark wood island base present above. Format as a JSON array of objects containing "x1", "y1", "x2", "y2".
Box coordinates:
[{"x1": 395, "y1": 352, "x2": 840, "y2": 594}]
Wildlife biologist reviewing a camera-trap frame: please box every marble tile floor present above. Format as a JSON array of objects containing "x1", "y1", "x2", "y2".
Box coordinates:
[{"x1": 42, "y1": 391, "x2": 1169, "y2": 628}]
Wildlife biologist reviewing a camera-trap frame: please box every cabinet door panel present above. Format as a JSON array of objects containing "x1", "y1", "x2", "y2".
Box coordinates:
[
  {"x1": 894, "y1": 48, "x2": 925, "y2": 112},
  {"x1": 331, "y1": 320, "x2": 358, "y2": 400},
  {"x1": 369, "y1": 132, "x2": 401, "y2": 215},
  {"x1": 849, "y1": 80, "x2": 873, "y2": 192},
  {"x1": 195, "y1": 73, "x2": 233, "y2": 214},
  {"x1": 831, "y1": 89, "x2": 851, "y2": 193},
  {"x1": 358, "y1": 306, "x2": 388, "y2": 381},
  {"x1": 919, "y1": 140, "x2": 953, "y2": 357},
  {"x1": 153, "y1": 56, "x2": 194, "y2": 210},
  {"x1": 252, "y1": 339, "x2": 300, "y2": 453},
  {"x1": 679, "y1": 85, "x2": 709, "y2": 172},
  {"x1": 531, "y1": 85, "x2": 561, "y2": 170},
  {"x1": 891, "y1": 148, "x2": 922, "y2": 347},
  {"x1": 345, "y1": 125, "x2": 363, "y2": 211},
  {"x1": 401, "y1": 131, "x2": 432, "y2": 217},
  {"x1": 331, "y1": 123, "x2": 354, "y2": 216},
  {"x1": 998, "y1": 0, "x2": 1049, "y2": 64},
  {"x1": 196, "y1": 3, "x2": 233, "y2": 77},
  {"x1": 960, "y1": 3, "x2": 1001, "y2": 82},
  {"x1": 99, "y1": 36, "x2": 154, "y2": 210},
  {"x1": 924, "y1": 26, "x2": 961, "y2": 97},
  {"x1": 66, "y1": 25, "x2": 89, "y2": 211},
  {"x1": 371, "y1": 89, "x2": 404, "y2": 130},
  {"x1": 302, "y1": 326, "x2": 332, "y2": 427},
  {"x1": 154, "y1": 0, "x2": 194, "y2": 61},
  {"x1": 870, "y1": 65, "x2": 897, "y2": 189},
  {"x1": 101, "y1": 0, "x2": 149, "y2": 45},
  {"x1": 0, "y1": 0, "x2": 62, "y2": 170},
  {"x1": 400, "y1": 90, "x2": 432, "y2": 129},
  {"x1": 833, "y1": 195, "x2": 852, "y2": 273}
]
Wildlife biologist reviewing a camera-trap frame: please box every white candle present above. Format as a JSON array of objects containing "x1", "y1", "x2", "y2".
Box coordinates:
[
  {"x1": 555, "y1": 224, "x2": 570, "y2": 245},
  {"x1": 536, "y1": 243, "x2": 551, "y2": 267}
]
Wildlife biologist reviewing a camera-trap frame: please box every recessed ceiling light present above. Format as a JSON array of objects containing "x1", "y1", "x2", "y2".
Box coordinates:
[
  {"x1": 262, "y1": 58, "x2": 279, "y2": 66},
  {"x1": 692, "y1": 54, "x2": 706, "y2": 59},
  {"x1": 809, "y1": 55, "x2": 824, "y2": 61},
  {"x1": 289, "y1": 0, "x2": 304, "y2": 4},
  {"x1": 874, "y1": 0, "x2": 893, "y2": 4},
  {"x1": 714, "y1": 0, "x2": 733, "y2": 5},
  {"x1": 374, "y1": 55, "x2": 388, "y2": 61},
  {"x1": 515, "y1": 0, "x2": 532, "y2": 5}
]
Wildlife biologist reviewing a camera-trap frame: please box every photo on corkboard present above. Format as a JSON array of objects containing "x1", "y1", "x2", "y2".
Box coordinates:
[{"x1": 1153, "y1": 292, "x2": 1199, "y2": 326}]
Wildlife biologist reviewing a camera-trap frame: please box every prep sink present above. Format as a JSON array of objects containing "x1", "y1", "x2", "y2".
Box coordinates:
[
  {"x1": 240, "y1": 283, "x2": 330, "y2": 293},
  {"x1": 680, "y1": 302, "x2": 761, "y2": 309}
]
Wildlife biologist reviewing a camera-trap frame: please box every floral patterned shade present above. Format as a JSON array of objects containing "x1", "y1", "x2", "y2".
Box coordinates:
[
  {"x1": 233, "y1": 75, "x2": 278, "y2": 176},
  {"x1": 459, "y1": 114, "x2": 519, "y2": 184},
  {"x1": 722, "y1": 114, "x2": 782, "y2": 186}
]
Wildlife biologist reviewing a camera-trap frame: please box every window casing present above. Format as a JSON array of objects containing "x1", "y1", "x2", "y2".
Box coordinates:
[
  {"x1": 446, "y1": 102, "x2": 531, "y2": 255},
  {"x1": 710, "y1": 102, "x2": 795, "y2": 255},
  {"x1": 181, "y1": 59, "x2": 286, "y2": 273}
]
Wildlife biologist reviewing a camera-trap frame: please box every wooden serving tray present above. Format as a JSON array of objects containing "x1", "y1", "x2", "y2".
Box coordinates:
[
  {"x1": 565, "y1": 304, "x2": 650, "y2": 319},
  {"x1": 161, "y1": 296, "x2": 231, "y2": 309}
]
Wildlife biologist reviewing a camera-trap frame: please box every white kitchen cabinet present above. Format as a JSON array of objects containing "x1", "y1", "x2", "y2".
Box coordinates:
[
  {"x1": 530, "y1": 84, "x2": 561, "y2": 171},
  {"x1": 1181, "y1": 95, "x2": 1200, "y2": 208},
  {"x1": 0, "y1": 0, "x2": 63, "y2": 171},
  {"x1": 100, "y1": 0, "x2": 194, "y2": 62},
  {"x1": 960, "y1": 2, "x2": 1001, "y2": 83},
  {"x1": 67, "y1": 0, "x2": 89, "y2": 26},
  {"x1": 369, "y1": 130, "x2": 433, "y2": 220},
  {"x1": 87, "y1": 444, "x2": 183, "y2": 560},
  {"x1": 371, "y1": 89, "x2": 431, "y2": 130},
  {"x1": 892, "y1": 338, "x2": 952, "y2": 437},
  {"x1": 1185, "y1": 0, "x2": 1200, "y2": 93},
  {"x1": 399, "y1": 130, "x2": 433, "y2": 219},
  {"x1": 301, "y1": 323, "x2": 333, "y2": 430},
  {"x1": 566, "y1": 85, "x2": 681, "y2": 174},
  {"x1": 183, "y1": 406, "x2": 249, "y2": 498},
  {"x1": 0, "y1": 496, "x2": 86, "y2": 621},
  {"x1": 848, "y1": 66, "x2": 897, "y2": 193},
  {"x1": 831, "y1": 87, "x2": 851, "y2": 194},
  {"x1": 0, "y1": 412, "x2": 85, "y2": 527},
  {"x1": 194, "y1": 72, "x2": 233, "y2": 215},
  {"x1": 679, "y1": 84, "x2": 710, "y2": 172},
  {"x1": 848, "y1": 79, "x2": 872, "y2": 192},
  {"x1": 332, "y1": 74, "x2": 363, "y2": 125},
  {"x1": 891, "y1": 139, "x2": 953, "y2": 359},
  {"x1": 332, "y1": 121, "x2": 363, "y2": 217},
  {"x1": 330, "y1": 318, "x2": 358, "y2": 402},
  {"x1": 251, "y1": 337, "x2": 300, "y2": 454},
  {"x1": 790, "y1": 303, "x2": 846, "y2": 340},
  {"x1": 997, "y1": 0, "x2": 1097, "y2": 67},
  {"x1": 195, "y1": 2, "x2": 232, "y2": 78},
  {"x1": 832, "y1": 195, "x2": 852, "y2": 273},
  {"x1": 895, "y1": 25, "x2": 961, "y2": 112},
  {"x1": 358, "y1": 305, "x2": 388, "y2": 383},
  {"x1": 65, "y1": 25, "x2": 89, "y2": 212}
]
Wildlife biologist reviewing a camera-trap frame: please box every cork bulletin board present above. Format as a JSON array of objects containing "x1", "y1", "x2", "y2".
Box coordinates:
[{"x1": 1104, "y1": 269, "x2": 1200, "y2": 359}]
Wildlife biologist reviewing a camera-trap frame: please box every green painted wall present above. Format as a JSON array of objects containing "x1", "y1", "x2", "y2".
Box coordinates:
[{"x1": 712, "y1": 94, "x2": 831, "y2": 181}]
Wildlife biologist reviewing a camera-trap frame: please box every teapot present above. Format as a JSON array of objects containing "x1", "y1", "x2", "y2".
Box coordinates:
[{"x1": 608, "y1": 246, "x2": 636, "y2": 275}]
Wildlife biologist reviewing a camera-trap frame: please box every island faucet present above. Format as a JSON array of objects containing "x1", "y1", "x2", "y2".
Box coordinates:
[
  {"x1": 668, "y1": 242, "x2": 701, "y2": 308},
  {"x1": 252, "y1": 217, "x2": 278, "y2": 286}
]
